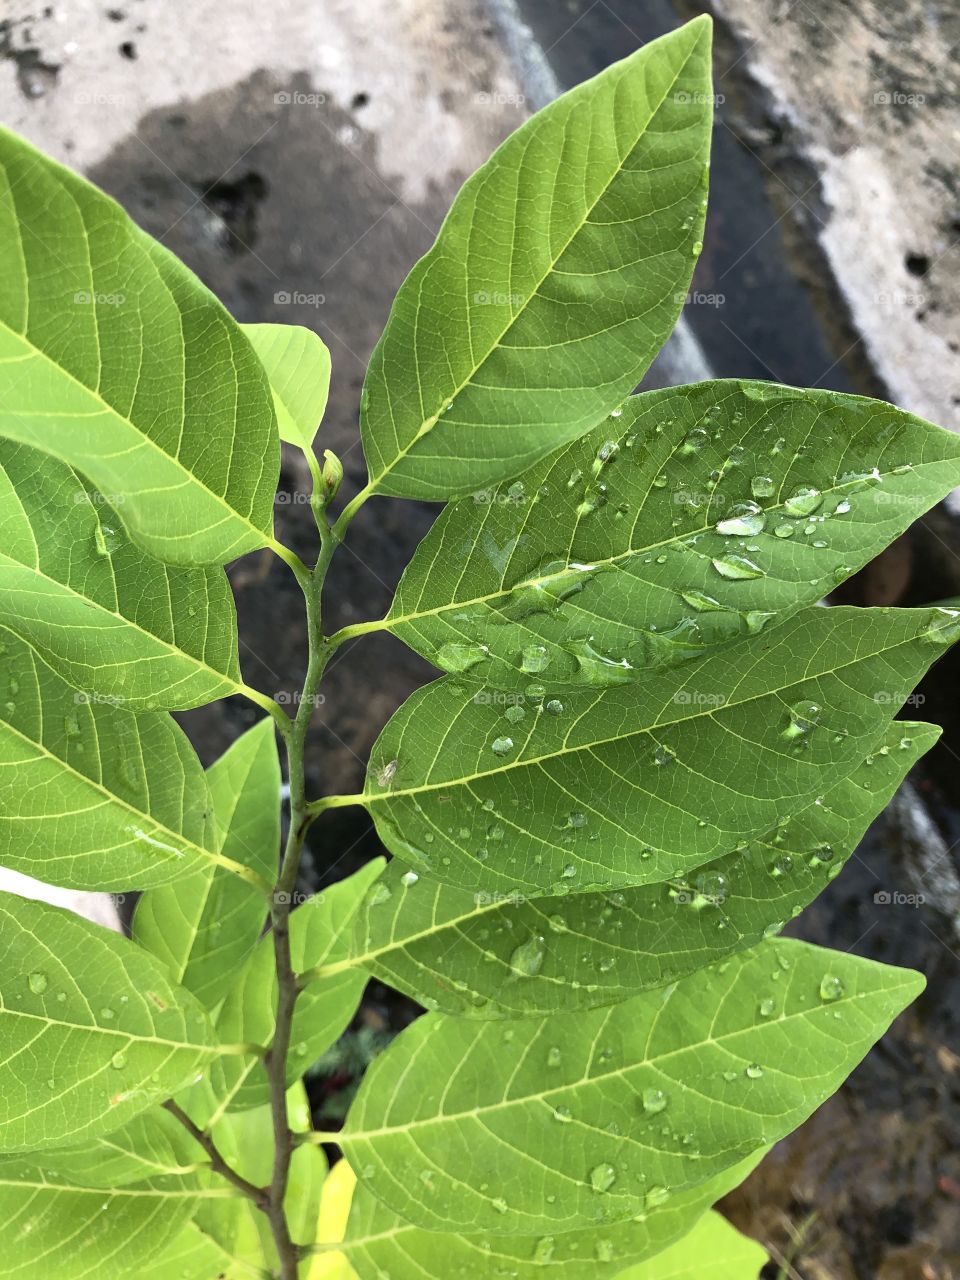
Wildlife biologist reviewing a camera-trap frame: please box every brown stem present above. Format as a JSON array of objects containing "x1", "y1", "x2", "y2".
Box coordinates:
[
  {"x1": 162, "y1": 1099, "x2": 268, "y2": 1208},
  {"x1": 261, "y1": 530, "x2": 338, "y2": 1279}
]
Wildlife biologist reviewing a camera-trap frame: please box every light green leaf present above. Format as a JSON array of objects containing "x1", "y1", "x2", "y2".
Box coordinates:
[
  {"x1": 0, "y1": 629, "x2": 263, "y2": 892},
  {"x1": 0, "y1": 894, "x2": 221, "y2": 1153},
  {"x1": 206, "y1": 861, "x2": 384, "y2": 1112},
  {"x1": 616, "y1": 1211, "x2": 766, "y2": 1280},
  {"x1": 137, "y1": 1221, "x2": 251, "y2": 1280},
  {"x1": 333, "y1": 1152, "x2": 764, "y2": 1279},
  {"x1": 335, "y1": 721, "x2": 935, "y2": 1017},
  {"x1": 0, "y1": 1168, "x2": 223, "y2": 1280},
  {"x1": 0, "y1": 125, "x2": 279, "y2": 565},
  {"x1": 340, "y1": 939, "x2": 922, "y2": 1235},
  {"x1": 10, "y1": 1109, "x2": 202, "y2": 1188},
  {"x1": 361, "y1": 606, "x2": 954, "y2": 896},
  {"x1": 244, "y1": 323, "x2": 331, "y2": 452},
  {"x1": 135, "y1": 719, "x2": 278, "y2": 1007},
  {"x1": 360, "y1": 18, "x2": 713, "y2": 500},
  {"x1": 198, "y1": 1084, "x2": 325, "y2": 1275},
  {"x1": 379, "y1": 383, "x2": 960, "y2": 685},
  {"x1": 0, "y1": 440, "x2": 245, "y2": 710}
]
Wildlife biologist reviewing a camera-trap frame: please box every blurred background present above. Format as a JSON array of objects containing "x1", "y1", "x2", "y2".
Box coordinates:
[{"x1": 2, "y1": 1, "x2": 959, "y2": 1275}]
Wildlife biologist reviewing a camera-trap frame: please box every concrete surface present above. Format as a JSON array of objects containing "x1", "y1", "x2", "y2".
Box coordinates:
[{"x1": 707, "y1": 0, "x2": 960, "y2": 430}]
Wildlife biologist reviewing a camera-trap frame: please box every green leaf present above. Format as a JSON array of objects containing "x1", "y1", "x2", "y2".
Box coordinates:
[
  {"x1": 0, "y1": 1168, "x2": 220, "y2": 1280},
  {"x1": 334, "y1": 1153, "x2": 764, "y2": 1279},
  {"x1": 0, "y1": 894, "x2": 221, "y2": 1153},
  {"x1": 0, "y1": 629, "x2": 264, "y2": 892},
  {"x1": 360, "y1": 18, "x2": 713, "y2": 500},
  {"x1": 0, "y1": 125, "x2": 279, "y2": 565},
  {"x1": 340, "y1": 939, "x2": 922, "y2": 1235},
  {"x1": 616, "y1": 1212, "x2": 766, "y2": 1280},
  {"x1": 0, "y1": 441, "x2": 245, "y2": 710},
  {"x1": 361, "y1": 605, "x2": 954, "y2": 896},
  {"x1": 10, "y1": 1109, "x2": 202, "y2": 1187},
  {"x1": 244, "y1": 323, "x2": 331, "y2": 452},
  {"x1": 336, "y1": 721, "x2": 935, "y2": 1017},
  {"x1": 380, "y1": 383, "x2": 960, "y2": 685},
  {"x1": 135, "y1": 719, "x2": 278, "y2": 1007},
  {"x1": 207, "y1": 861, "x2": 384, "y2": 1112},
  {"x1": 197, "y1": 1085, "x2": 325, "y2": 1274},
  {"x1": 137, "y1": 1222, "x2": 248, "y2": 1280}
]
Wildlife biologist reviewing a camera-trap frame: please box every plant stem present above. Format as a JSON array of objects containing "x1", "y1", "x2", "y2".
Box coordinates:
[
  {"x1": 262, "y1": 522, "x2": 342, "y2": 1279},
  {"x1": 163, "y1": 1100, "x2": 268, "y2": 1207}
]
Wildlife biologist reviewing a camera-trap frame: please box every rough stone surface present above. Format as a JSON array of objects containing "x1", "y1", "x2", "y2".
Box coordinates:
[{"x1": 709, "y1": 0, "x2": 960, "y2": 430}]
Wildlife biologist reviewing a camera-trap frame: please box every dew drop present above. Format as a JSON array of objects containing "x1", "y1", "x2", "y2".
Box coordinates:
[
  {"x1": 491, "y1": 737, "x2": 514, "y2": 757},
  {"x1": 589, "y1": 1163, "x2": 617, "y2": 1193},
  {"x1": 111, "y1": 1050, "x2": 127, "y2": 1070},
  {"x1": 784, "y1": 486, "x2": 823, "y2": 517},
  {"x1": 547, "y1": 1046, "x2": 562, "y2": 1068},
  {"x1": 27, "y1": 972, "x2": 48, "y2": 995},
  {"x1": 436, "y1": 642, "x2": 488, "y2": 674},
  {"x1": 521, "y1": 644, "x2": 551, "y2": 674},
  {"x1": 400, "y1": 870, "x2": 419, "y2": 888},
  {"x1": 712, "y1": 554, "x2": 763, "y2": 580},
  {"x1": 509, "y1": 934, "x2": 546, "y2": 978},
  {"x1": 751, "y1": 475, "x2": 775, "y2": 499},
  {"x1": 920, "y1": 608, "x2": 960, "y2": 647},
  {"x1": 819, "y1": 974, "x2": 844, "y2": 1003},
  {"x1": 366, "y1": 882, "x2": 392, "y2": 907},
  {"x1": 681, "y1": 427, "x2": 710, "y2": 454},
  {"x1": 641, "y1": 1087, "x2": 668, "y2": 1114},
  {"x1": 758, "y1": 997, "x2": 776, "y2": 1019},
  {"x1": 533, "y1": 1237, "x2": 556, "y2": 1263},
  {"x1": 545, "y1": 699, "x2": 564, "y2": 716},
  {"x1": 782, "y1": 700, "x2": 821, "y2": 740},
  {"x1": 716, "y1": 502, "x2": 764, "y2": 536},
  {"x1": 745, "y1": 1063, "x2": 763, "y2": 1079}
]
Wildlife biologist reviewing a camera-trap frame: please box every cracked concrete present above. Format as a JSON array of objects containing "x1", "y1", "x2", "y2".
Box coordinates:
[{"x1": 709, "y1": 0, "x2": 960, "y2": 430}]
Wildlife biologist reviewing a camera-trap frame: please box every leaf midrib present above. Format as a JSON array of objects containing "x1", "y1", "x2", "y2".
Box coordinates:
[
  {"x1": 363, "y1": 618, "x2": 936, "y2": 803},
  {"x1": 366, "y1": 32, "x2": 705, "y2": 490},
  {"x1": 0, "y1": 319, "x2": 270, "y2": 547},
  {"x1": 0, "y1": 700, "x2": 255, "y2": 885},
  {"x1": 342, "y1": 975, "x2": 916, "y2": 1140},
  {"x1": 382, "y1": 456, "x2": 953, "y2": 636},
  {"x1": 0, "y1": 552, "x2": 240, "y2": 697}
]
